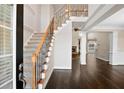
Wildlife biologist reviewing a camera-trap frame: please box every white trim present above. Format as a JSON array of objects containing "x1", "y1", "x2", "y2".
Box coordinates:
[
  {"x1": 0, "y1": 54, "x2": 13, "y2": 58},
  {"x1": 54, "y1": 67, "x2": 71, "y2": 69},
  {"x1": 91, "y1": 26, "x2": 124, "y2": 31},
  {"x1": 0, "y1": 79, "x2": 13, "y2": 88},
  {"x1": 96, "y1": 57, "x2": 109, "y2": 62},
  {"x1": 12, "y1": 4, "x2": 17, "y2": 89},
  {"x1": 0, "y1": 25, "x2": 12, "y2": 30}
]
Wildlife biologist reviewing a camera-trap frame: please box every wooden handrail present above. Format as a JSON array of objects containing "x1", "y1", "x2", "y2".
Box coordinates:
[
  {"x1": 31, "y1": 4, "x2": 88, "y2": 89},
  {"x1": 32, "y1": 18, "x2": 54, "y2": 89},
  {"x1": 33, "y1": 19, "x2": 53, "y2": 57}
]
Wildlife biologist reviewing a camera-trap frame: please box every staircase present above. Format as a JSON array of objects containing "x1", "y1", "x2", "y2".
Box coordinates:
[
  {"x1": 23, "y1": 4, "x2": 88, "y2": 89},
  {"x1": 24, "y1": 33, "x2": 44, "y2": 88}
]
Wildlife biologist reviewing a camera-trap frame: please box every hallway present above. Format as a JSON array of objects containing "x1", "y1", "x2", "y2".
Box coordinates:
[{"x1": 46, "y1": 54, "x2": 124, "y2": 89}]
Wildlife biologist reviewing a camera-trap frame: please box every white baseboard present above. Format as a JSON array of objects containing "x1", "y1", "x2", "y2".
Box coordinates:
[
  {"x1": 96, "y1": 57, "x2": 109, "y2": 62},
  {"x1": 81, "y1": 64, "x2": 86, "y2": 65},
  {"x1": 54, "y1": 66, "x2": 72, "y2": 70},
  {"x1": 80, "y1": 63, "x2": 86, "y2": 65},
  {"x1": 112, "y1": 63, "x2": 119, "y2": 65}
]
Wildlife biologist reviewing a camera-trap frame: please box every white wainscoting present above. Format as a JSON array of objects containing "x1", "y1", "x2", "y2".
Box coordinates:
[{"x1": 112, "y1": 51, "x2": 124, "y2": 65}]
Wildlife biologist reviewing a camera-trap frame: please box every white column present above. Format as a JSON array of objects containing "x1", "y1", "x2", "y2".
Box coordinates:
[
  {"x1": 110, "y1": 31, "x2": 118, "y2": 65},
  {"x1": 111, "y1": 31, "x2": 124, "y2": 65},
  {"x1": 80, "y1": 32, "x2": 87, "y2": 65}
]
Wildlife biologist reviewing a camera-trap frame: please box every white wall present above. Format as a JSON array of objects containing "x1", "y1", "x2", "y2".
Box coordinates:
[
  {"x1": 80, "y1": 32, "x2": 87, "y2": 65},
  {"x1": 24, "y1": 4, "x2": 41, "y2": 45},
  {"x1": 24, "y1": 4, "x2": 54, "y2": 45},
  {"x1": 40, "y1": 5, "x2": 54, "y2": 32},
  {"x1": 54, "y1": 21, "x2": 72, "y2": 69},
  {"x1": 88, "y1": 32, "x2": 110, "y2": 61}
]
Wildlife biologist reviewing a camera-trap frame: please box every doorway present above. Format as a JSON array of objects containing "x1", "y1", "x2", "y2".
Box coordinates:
[
  {"x1": 72, "y1": 28, "x2": 80, "y2": 59},
  {"x1": 87, "y1": 32, "x2": 112, "y2": 64},
  {"x1": 71, "y1": 26, "x2": 82, "y2": 72}
]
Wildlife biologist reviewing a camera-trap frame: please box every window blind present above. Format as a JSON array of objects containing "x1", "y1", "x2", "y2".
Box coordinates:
[{"x1": 0, "y1": 5, "x2": 13, "y2": 88}]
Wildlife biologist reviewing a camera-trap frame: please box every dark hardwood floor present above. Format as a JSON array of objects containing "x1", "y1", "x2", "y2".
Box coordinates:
[{"x1": 46, "y1": 54, "x2": 124, "y2": 89}]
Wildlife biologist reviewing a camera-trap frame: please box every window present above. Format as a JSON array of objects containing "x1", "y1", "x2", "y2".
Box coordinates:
[{"x1": 0, "y1": 4, "x2": 13, "y2": 89}]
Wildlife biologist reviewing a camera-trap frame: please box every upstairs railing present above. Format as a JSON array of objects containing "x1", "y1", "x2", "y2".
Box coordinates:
[
  {"x1": 31, "y1": 4, "x2": 88, "y2": 89},
  {"x1": 54, "y1": 4, "x2": 88, "y2": 29}
]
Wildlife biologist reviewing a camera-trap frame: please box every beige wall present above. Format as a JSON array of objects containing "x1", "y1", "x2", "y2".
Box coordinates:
[
  {"x1": 88, "y1": 32, "x2": 111, "y2": 61},
  {"x1": 117, "y1": 31, "x2": 124, "y2": 51}
]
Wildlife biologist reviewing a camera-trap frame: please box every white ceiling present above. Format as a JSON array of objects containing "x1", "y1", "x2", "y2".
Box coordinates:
[{"x1": 95, "y1": 8, "x2": 124, "y2": 29}]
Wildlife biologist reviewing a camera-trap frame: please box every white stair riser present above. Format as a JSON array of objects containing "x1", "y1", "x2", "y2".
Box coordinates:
[
  {"x1": 40, "y1": 72, "x2": 46, "y2": 79},
  {"x1": 38, "y1": 84, "x2": 43, "y2": 89},
  {"x1": 45, "y1": 57, "x2": 50, "y2": 63},
  {"x1": 43, "y1": 64, "x2": 48, "y2": 70}
]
